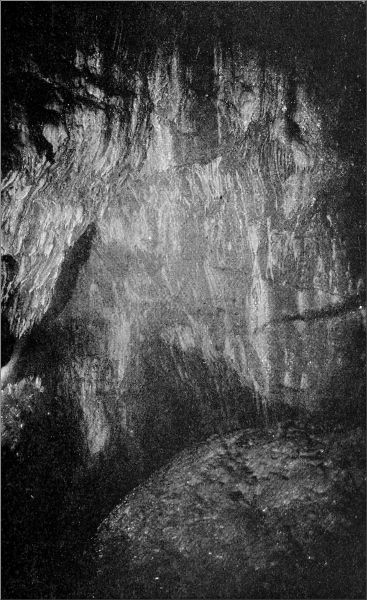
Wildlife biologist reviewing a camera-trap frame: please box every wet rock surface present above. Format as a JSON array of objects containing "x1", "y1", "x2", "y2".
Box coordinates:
[{"x1": 82, "y1": 425, "x2": 365, "y2": 599}]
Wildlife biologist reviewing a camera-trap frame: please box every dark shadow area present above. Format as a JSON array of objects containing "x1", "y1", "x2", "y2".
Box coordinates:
[
  {"x1": 41, "y1": 223, "x2": 97, "y2": 327},
  {"x1": 135, "y1": 337, "x2": 264, "y2": 475},
  {"x1": 1, "y1": 338, "x2": 138, "y2": 599},
  {"x1": 1, "y1": 254, "x2": 19, "y2": 365},
  {"x1": 318, "y1": 318, "x2": 366, "y2": 430},
  {"x1": 1, "y1": 314, "x2": 15, "y2": 366},
  {"x1": 1, "y1": 383, "x2": 83, "y2": 599}
]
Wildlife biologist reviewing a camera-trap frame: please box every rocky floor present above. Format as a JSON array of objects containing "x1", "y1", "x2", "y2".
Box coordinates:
[{"x1": 79, "y1": 423, "x2": 366, "y2": 599}]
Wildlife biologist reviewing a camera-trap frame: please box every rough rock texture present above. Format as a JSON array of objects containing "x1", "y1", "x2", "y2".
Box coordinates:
[
  {"x1": 1, "y1": 3, "x2": 366, "y2": 598},
  {"x1": 82, "y1": 425, "x2": 365, "y2": 599},
  {"x1": 2, "y1": 3, "x2": 365, "y2": 465}
]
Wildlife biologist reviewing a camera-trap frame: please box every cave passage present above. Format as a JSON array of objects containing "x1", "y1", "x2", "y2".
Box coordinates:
[{"x1": 1, "y1": 2, "x2": 366, "y2": 599}]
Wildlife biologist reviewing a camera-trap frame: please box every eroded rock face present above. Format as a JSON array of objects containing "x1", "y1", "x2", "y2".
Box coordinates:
[
  {"x1": 82, "y1": 426, "x2": 365, "y2": 599},
  {"x1": 1, "y1": 5, "x2": 365, "y2": 597},
  {"x1": 2, "y1": 4, "x2": 365, "y2": 466}
]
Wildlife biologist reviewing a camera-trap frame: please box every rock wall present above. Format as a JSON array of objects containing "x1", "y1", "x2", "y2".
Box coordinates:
[
  {"x1": 2, "y1": 3, "x2": 365, "y2": 470},
  {"x1": 1, "y1": 5, "x2": 365, "y2": 598}
]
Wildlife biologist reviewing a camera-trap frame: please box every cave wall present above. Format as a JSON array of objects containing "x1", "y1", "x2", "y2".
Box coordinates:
[{"x1": 2, "y1": 3, "x2": 365, "y2": 469}]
